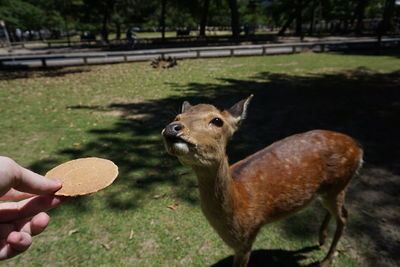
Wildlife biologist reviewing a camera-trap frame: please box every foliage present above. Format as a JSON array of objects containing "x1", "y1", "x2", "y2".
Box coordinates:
[
  {"x1": 0, "y1": 0, "x2": 398, "y2": 39},
  {"x1": 0, "y1": 0, "x2": 45, "y2": 29},
  {"x1": 240, "y1": 0, "x2": 268, "y2": 26}
]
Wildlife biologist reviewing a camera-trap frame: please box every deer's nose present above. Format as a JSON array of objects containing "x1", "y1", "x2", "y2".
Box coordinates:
[{"x1": 164, "y1": 123, "x2": 184, "y2": 137}]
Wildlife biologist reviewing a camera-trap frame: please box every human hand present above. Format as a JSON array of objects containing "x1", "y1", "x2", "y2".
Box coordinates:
[{"x1": 0, "y1": 156, "x2": 67, "y2": 260}]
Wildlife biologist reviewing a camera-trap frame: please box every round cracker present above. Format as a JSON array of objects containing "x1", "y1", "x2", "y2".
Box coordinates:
[{"x1": 45, "y1": 157, "x2": 118, "y2": 196}]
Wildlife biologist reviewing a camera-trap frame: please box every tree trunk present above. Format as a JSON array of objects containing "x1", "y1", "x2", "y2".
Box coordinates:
[
  {"x1": 160, "y1": 0, "x2": 167, "y2": 41},
  {"x1": 377, "y1": 0, "x2": 395, "y2": 46},
  {"x1": 278, "y1": 12, "x2": 296, "y2": 36},
  {"x1": 308, "y1": 1, "x2": 316, "y2": 36},
  {"x1": 279, "y1": 0, "x2": 312, "y2": 36},
  {"x1": 199, "y1": 0, "x2": 210, "y2": 37},
  {"x1": 65, "y1": 28, "x2": 71, "y2": 46},
  {"x1": 343, "y1": 19, "x2": 349, "y2": 33},
  {"x1": 116, "y1": 22, "x2": 121, "y2": 40},
  {"x1": 227, "y1": 0, "x2": 240, "y2": 40},
  {"x1": 101, "y1": 0, "x2": 116, "y2": 43},
  {"x1": 355, "y1": 0, "x2": 368, "y2": 34},
  {"x1": 379, "y1": 0, "x2": 396, "y2": 35},
  {"x1": 295, "y1": 0, "x2": 303, "y2": 36},
  {"x1": 8, "y1": 28, "x2": 16, "y2": 43},
  {"x1": 102, "y1": 11, "x2": 110, "y2": 43}
]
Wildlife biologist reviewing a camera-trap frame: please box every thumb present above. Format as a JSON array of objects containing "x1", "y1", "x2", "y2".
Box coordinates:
[
  {"x1": 14, "y1": 167, "x2": 62, "y2": 195},
  {"x1": 0, "y1": 157, "x2": 61, "y2": 196}
]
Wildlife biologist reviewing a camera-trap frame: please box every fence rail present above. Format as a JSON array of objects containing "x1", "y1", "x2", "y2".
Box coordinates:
[{"x1": 1, "y1": 38, "x2": 399, "y2": 69}]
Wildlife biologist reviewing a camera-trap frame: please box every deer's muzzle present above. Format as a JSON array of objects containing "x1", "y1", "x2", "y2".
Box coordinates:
[
  {"x1": 163, "y1": 123, "x2": 184, "y2": 138},
  {"x1": 162, "y1": 123, "x2": 193, "y2": 156}
]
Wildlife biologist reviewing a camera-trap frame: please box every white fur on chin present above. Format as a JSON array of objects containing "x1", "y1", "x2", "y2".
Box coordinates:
[{"x1": 173, "y1": 142, "x2": 190, "y2": 154}]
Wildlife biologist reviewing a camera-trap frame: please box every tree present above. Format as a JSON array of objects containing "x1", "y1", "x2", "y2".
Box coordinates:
[
  {"x1": 227, "y1": 0, "x2": 240, "y2": 39},
  {"x1": 199, "y1": 0, "x2": 210, "y2": 37},
  {"x1": 0, "y1": 0, "x2": 46, "y2": 40},
  {"x1": 354, "y1": 0, "x2": 369, "y2": 33},
  {"x1": 102, "y1": 0, "x2": 117, "y2": 42},
  {"x1": 43, "y1": 10, "x2": 65, "y2": 33},
  {"x1": 274, "y1": 0, "x2": 296, "y2": 36},
  {"x1": 160, "y1": 0, "x2": 167, "y2": 40},
  {"x1": 295, "y1": 0, "x2": 303, "y2": 36},
  {"x1": 205, "y1": 1, "x2": 227, "y2": 27},
  {"x1": 379, "y1": 0, "x2": 396, "y2": 35},
  {"x1": 80, "y1": 0, "x2": 117, "y2": 42},
  {"x1": 306, "y1": 0, "x2": 318, "y2": 35},
  {"x1": 240, "y1": 0, "x2": 268, "y2": 33}
]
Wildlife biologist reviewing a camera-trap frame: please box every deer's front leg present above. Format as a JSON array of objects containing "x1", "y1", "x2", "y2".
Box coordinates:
[{"x1": 233, "y1": 249, "x2": 251, "y2": 267}]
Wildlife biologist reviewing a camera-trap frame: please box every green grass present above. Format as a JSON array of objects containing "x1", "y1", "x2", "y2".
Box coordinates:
[{"x1": 1, "y1": 51, "x2": 399, "y2": 266}]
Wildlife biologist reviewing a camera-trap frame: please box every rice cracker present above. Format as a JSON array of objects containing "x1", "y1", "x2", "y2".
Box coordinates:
[{"x1": 45, "y1": 157, "x2": 118, "y2": 196}]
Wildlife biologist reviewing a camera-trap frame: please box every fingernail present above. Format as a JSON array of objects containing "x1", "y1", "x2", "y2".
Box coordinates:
[
  {"x1": 50, "y1": 179, "x2": 63, "y2": 187},
  {"x1": 8, "y1": 231, "x2": 22, "y2": 243}
]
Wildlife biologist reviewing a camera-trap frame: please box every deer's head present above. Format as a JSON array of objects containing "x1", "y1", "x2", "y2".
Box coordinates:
[{"x1": 162, "y1": 95, "x2": 253, "y2": 167}]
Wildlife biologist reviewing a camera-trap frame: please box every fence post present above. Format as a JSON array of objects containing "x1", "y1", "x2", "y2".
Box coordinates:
[
  {"x1": 230, "y1": 49, "x2": 234, "y2": 56},
  {"x1": 41, "y1": 58, "x2": 47, "y2": 67},
  {"x1": 196, "y1": 50, "x2": 200, "y2": 58},
  {"x1": 320, "y1": 44, "x2": 325, "y2": 52},
  {"x1": 83, "y1": 57, "x2": 88, "y2": 65},
  {"x1": 292, "y1": 46, "x2": 296, "y2": 53},
  {"x1": 262, "y1": 47, "x2": 267, "y2": 55}
]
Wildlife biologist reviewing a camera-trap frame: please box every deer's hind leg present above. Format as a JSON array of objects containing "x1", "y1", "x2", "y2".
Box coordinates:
[
  {"x1": 319, "y1": 189, "x2": 349, "y2": 267},
  {"x1": 318, "y1": 211, "x2": 332, "y2": 246}
]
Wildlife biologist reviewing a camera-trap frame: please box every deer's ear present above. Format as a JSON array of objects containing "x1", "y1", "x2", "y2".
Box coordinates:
[
  {"x1": 181, "y1": 101, "x2": 192, "y2": 113},
  {"x1": 228, "y1": 94, "x2": 253, "y2": 125}
]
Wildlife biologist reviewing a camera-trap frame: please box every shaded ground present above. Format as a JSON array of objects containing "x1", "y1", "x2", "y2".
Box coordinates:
[
  {"x1": 20, "y1": 53, "x2": 400, "y2": 266},
  {"x1": 212, "y1": 246, "x2": 321, "y2": 267}
]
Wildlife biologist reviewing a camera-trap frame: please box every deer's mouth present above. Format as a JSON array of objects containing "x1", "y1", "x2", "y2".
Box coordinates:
[
  {"x1": 162, "y1": 130, "x2": 195, "y2": 155},
  {"x1": 164, "y1": 135, "x2": 185, "y2": 144},
  {"x1": 164, "y1": 135, "x2": 194, "y2": 147}
]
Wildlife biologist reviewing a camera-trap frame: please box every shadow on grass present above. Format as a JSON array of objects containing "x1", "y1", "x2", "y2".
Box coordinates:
[
  {"x1": 0, "y1": 67, "x2": 90, "y2": 80},
  {"x1": 28, "y1": 62, "x2": 400, "y2": 265},
  {"x1": 334, "y1": 48, "x2": 400, "y2": 59},
  {"x1": 211, "y1": 246, "x2": 320, "y2": 267}
]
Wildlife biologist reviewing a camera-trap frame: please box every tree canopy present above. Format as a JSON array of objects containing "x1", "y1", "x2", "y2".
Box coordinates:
[{"x1": 0, "y1": 0, "x2": 398, "y2": 41}]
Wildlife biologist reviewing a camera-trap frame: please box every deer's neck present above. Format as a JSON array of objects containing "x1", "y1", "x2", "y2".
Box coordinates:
[{"x1": 192, "y1": 156, "x2": 236, "y2": 217}]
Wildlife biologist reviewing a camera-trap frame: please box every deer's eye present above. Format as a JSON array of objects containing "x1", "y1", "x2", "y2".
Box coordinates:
[{"x1": 210, "y1": 118, "x2": 224, "y2": 127}]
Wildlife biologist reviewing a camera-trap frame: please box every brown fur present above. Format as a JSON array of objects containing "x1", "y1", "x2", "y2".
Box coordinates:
[{"x1": 162, "y1": 96, "x2": 363, "y2": 267}]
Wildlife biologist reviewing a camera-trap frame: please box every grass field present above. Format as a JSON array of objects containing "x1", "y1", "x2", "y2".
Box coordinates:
[{"x1": 0, "y1": 50, "x2": 399, "y2": 266}]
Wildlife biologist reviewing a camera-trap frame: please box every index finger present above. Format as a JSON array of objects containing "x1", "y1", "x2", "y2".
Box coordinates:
[
  {"x1": 0, "y1": 189, "x2": 35, "y2": 201},
  {"x1": 0, "y1": 195, "x2": 67, "y2": 223}
]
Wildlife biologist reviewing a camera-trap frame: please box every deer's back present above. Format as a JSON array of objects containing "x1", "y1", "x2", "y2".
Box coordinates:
[{"x1": 230, "y1": 130, "x2": 363, "y2": 223}]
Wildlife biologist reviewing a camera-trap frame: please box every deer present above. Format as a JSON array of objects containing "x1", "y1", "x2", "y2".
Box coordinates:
[{"x1": 161, "y1": 95, "x2": 363, "y2": 267}]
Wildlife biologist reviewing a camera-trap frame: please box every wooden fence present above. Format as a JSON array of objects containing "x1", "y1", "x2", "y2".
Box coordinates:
[{"x1": 1, "y1": 38, "x2": 399, "y2": 69}]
